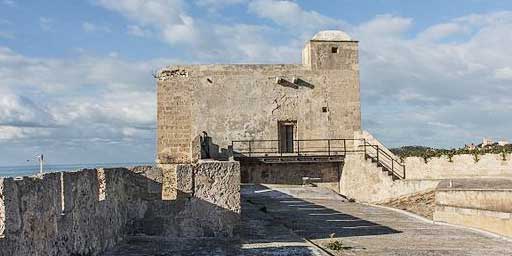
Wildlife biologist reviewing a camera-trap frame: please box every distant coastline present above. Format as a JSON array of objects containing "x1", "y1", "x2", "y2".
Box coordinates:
[{"x1": 0, "y1": 162, "x2": 154, "y2": 178}]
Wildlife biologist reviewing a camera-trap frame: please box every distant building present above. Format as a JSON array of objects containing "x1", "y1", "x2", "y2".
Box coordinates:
[
  {"x1": 482, "y1": 138, "x2": 494, "y2": 147},
  {"x1": 498, "y1": 139, "x2": 510, "y2": 146}
]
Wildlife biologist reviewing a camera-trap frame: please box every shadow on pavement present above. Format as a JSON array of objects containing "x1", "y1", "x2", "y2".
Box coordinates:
[{"x1": 241, "y1": 184, "x2": 401, "y2": 240}]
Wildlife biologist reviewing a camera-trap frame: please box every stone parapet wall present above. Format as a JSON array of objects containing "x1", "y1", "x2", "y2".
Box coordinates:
[
  {"x1": 404, "y1": 153, "x2": 512, "y2": 180},
  {"x1": 434, "y1": 179, "x2": 512, "y2": 238},
  {"x1": 0, "y1": 169, "x2": 155, "y2": 256},
  {"x1": 340, "y1": 154, "x2": 440, "y2": 203},
  {"x1": 0, "y1": 161, "x2": 240, "y2": 256}
]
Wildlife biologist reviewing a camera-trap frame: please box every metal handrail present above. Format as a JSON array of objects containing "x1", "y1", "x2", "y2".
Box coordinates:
[
  {"x1": 363, "y1": 140, "x2": 405, "y2": 179},
  {"x1": 231, "y1": 138, "x2": 406, "y2": 179}
]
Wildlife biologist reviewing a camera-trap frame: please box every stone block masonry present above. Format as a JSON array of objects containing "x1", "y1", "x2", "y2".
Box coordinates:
[{"x1": 0, "y1": 161, "x2": 240, "y2": 256}]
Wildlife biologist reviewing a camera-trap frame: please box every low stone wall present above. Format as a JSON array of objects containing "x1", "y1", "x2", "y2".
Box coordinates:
[
  {"x1": 241, "y1": 162, "x2": 341, "y2": 192},
  {"x1": 0, "y1": 161, "x2": 240, "y2": 256},
  {"x1": 405, "y1": 153, "x2": 512, "y2": 180},
  {"x1": 340, "y1": 154, "x2": 440, "y2": 203},
  {"x1": 434, "y1": 179, "x2": 512, "y2": 238}
]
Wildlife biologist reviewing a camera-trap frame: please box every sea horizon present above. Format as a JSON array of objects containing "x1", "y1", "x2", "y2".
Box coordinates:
[{"x1": 0, "y1": 161, "x2": 154, "y2": 178}]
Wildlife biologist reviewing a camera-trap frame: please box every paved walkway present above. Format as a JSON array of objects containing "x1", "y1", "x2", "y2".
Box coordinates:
[
  {"x1": 245, "y1": 184, "x2": 512, "y2": 256},
  {"x1": 104, "y1": 184, "x2": 512, "y2": 255}
]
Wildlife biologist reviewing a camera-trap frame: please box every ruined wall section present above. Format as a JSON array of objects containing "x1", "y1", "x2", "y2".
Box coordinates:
[
  {"x1": 0, "y1": 162, "x2": 240, "y2": 255},
  {"x1": 157, "y1": 69, "x2": 194, "y2": 165},
  {"x1": 0, "y1": 169, "x2": 159, "y2": 256}
]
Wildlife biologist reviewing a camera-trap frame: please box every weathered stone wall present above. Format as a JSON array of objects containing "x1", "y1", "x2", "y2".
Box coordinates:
[
  {"x1": 241, "y1": 162, "x2": 342, "y2": 192},
  {"x1": 0, "y1": 169, "x2": 160, "y2": 256},
  {"x1": 157, "y1": 40, "x2": 361, "y2": 164},
  {"x1": 434, "y1": 179, "x2": 512, "y2": 238},
  {"x1": 0, "y1": 161, "x2": 240, "y2": 256},
  {"x1": 157, "y1": 73, "x2": 194, "y2": 164},
  {"x1": 340, "y1": 154, "x2": 440, "y2": 203},
  {"x1": 143, "y1": 161, "x2": 241, "y2": 238},
  {"x1": 404, "y1": 153, "x2": 512, "y2": 180}
]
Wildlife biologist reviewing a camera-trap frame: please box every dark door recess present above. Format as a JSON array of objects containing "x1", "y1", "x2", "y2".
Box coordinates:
[{"x1": 279, "y1": 121, "x2": 295, "y2": 153}]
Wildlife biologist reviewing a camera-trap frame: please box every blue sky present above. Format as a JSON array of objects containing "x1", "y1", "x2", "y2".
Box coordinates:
[{"x1": 1, "y1": 0, "x2": 512, "y2": 166}]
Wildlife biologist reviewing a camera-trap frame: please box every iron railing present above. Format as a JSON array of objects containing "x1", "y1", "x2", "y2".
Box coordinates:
[
  {"x1": 231, "y1": 139, "x2": 362, "y2": 157},
  {"x1": 363, "y1": 141, "x2": 406, "y2": 179},
  {"x1": 231, "y1": 138, "x2": 406, "y2": 179}
]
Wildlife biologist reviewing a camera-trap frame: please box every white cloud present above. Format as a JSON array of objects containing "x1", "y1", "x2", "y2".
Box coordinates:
[
  {"x1": 96, "y1": 0, "x2": 299, "y2": 62},
  {"x1": 0, "y1": 46, "x2": 180, "y2": 155},
  {"x1": 96, "y1": 0, "x2": 199, "y2": 44},
  {"x1": 494, "y1": 67, "x2": 512, "y2": 80},
  {"x1": 0, "y1": 31, "x2": 14, "y2": 39},
  {"x1": 39, "y1": 17, "x2": 53, "y2": 31},
  {"x1": 2, "y1": 0, "x2": 15, "y2": 7},
  {"x1": 82, "y1": 22, "x2": 111, "y2": 33},
  {"x1": 196, "y1": 0, "x2": 245, "y2": 10},
  {"x1": 248, "y1": 0, "x2": 341, "y2": 31},
  {"x1": 127, "y1": 25, "x2": 152, "y2": 37},
  {"x1": 355, "y1": 12, "x2": 512, "y2": 147},
  {"x1": 416, "y1": 22, "x2": 468, "y2": 42},
  {"x1": 0, "y1": 89, "x2": 55, "y2": 128}
]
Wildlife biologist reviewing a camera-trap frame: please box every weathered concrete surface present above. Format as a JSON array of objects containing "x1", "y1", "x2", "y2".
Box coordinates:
[
  {"x1": 404, "y1": 153, "x2": 512, "y2": 180},
  {"x1": 242, "y1": 162, "x2": 342, "y2": 192},
  {"x1": 157, "y1": 31, "x2": 361, "y2": 164},
  {"x1": 435, "y1": 179, "x2": 512, "y2": 238},
  {"x1": 245, "y1": 184, "x2": 512, "y2": 256}
]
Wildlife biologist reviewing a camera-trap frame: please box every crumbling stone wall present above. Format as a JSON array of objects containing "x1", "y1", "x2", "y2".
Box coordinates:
[
  {"x1": 0, "y1": 169, "x2": 156, "y2": 256},
  {"x1": 0, "y1": 161, "x2": 240, "y2": 256},
  {"x1": 139, "y1": 161, "x2": 240, "y2": 238}
]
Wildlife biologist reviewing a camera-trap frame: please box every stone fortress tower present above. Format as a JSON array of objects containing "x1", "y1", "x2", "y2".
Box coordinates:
[
  {"x1": 156, "y1": 30, "x2": 362, "y2": 194},
  {"x1": 157, "y1": 30, "x2": 361, "y2": 162}
]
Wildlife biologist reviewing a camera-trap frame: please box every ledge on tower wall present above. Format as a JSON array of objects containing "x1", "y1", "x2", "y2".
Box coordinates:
[{"x1": 434, "y1": 179, "x2": 512, "y2": 239}]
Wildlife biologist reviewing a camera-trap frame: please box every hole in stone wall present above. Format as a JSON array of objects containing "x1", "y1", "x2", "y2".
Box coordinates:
[
  {"x1": 322, "y1": 107, "x2": 328, "y2": 113},
  {"x1": 206, "y1": 78, "x2": 213, "y2": 84},
  {"x1": 332, "y1": 47, "x2": 339, "y2": 53},
  {"x1": 98, "y1": 169, "x2": 106, "y2": 201}
]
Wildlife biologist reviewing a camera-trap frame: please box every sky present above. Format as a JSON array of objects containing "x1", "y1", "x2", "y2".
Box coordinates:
[{"x1": 1, "y1": 0, "x2": 512, "y2": 166}]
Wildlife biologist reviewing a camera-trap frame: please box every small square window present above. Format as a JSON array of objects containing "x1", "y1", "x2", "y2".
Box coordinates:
[
  {"x1": 331, "y1": 47, "x2": 338, "y2": 53},
  {"x1": 322, "y1": 107, "x2": 328, "y2": 113}
]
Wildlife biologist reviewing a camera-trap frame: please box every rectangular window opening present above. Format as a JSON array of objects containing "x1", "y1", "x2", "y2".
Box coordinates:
[{"x1": 331, "y1": 47, "x2": 339, "y2": 53}]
